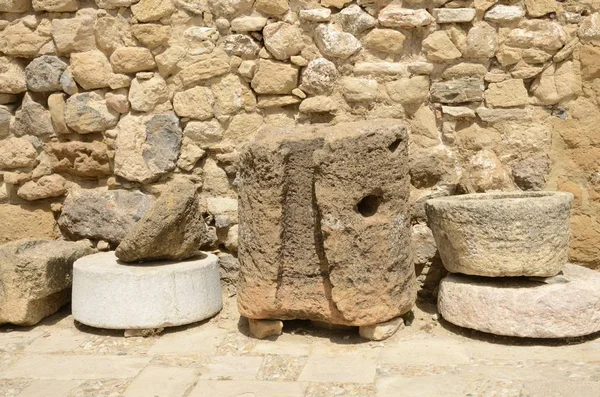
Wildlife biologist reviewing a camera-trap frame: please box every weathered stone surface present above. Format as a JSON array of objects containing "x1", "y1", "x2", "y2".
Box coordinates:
[
  {"x1": 110, "y1": 47, "x2": 156, "y2": 74},
  {"x1": 363, "y1": 29, "x2": 406, "y2": 55},
  {"x1": 52, "y1": 16, "x2": 96, "y2": 54},
  {"x1": 25, "y1": 56, "x2": 68, "y2": 93},
  {"x1": 255, "y1": 0, "x2": 288, "y2": 16},
  {"x1": 223, "y1": 34, "x2": 260, "y2": 58},
  {"x1": 263, "y1": 22, "x2": 304, "y2": 61},
  {"x1": 231, "y1": 16, "x2": 267, "y2": 32},
  {"x1": 506, "y1": 20, "x2": 566, "y2": 52},
  {"x1": 212, "y1": 74, "x2": 256, "y2": 116},
  {"x1": 299, "y1": 58, "x2": 338, "y2": 95},
  {"x1": 13, "y1": 94, "x2": 54, "y2": 138},
  {"x1": 511, "y1": 155, "x2": 550, "y2": 191},
  {"x1": 426, "y1": 192, "x2": 573, "y2": 277},
  {"x1": 299, "y1": 8, "x2": 331, "y2": 22},
  {"x1": 33, "y1": 0, "x2": 78, "y2": 12},
  {"x1": 422, "y1": 31, "x2": 462, "y2": 62},
  {"x1": 251, "y1": 60, "x2": 298, "y2": 95},
  {"x1": 131, "y1": 23, "x2": 170, "y2": 48},
  {"x1": 0, "y1": 137, "x2": 37, "y2": 169},
  {"x1": 113, "y1": 113, "x2": 182, "y2": 183},
  {"x1": 314, "y1": 24, "x2": 362, "y2": 59},
  {"x1": 45, "y1": 141, "x2": 111, "y2": 178},
  {"x1": 173, "y1": 86, "x2": 214, "y2": 120},
  {"x1": 129, "y1": 74, "x2": 169, "y2": 112},
  {"x1": 359, "y1": 317, "x2": 404, "y2": 341},
  {"x1": 178, "y1": 58, "x2": 230, "y2": 87},
  {"x1": 438, "y1": 264, "x2": 600, "y2": 338},
  {"x1": 0, "y1": 204, "x2": 59, "y2": 244},
  {"x1": 131, "y1": 0, "x2": 175, "y2": 22},
  {"x1": 248, "y1": 319, "x2": 283, "y2": 339},
  {"x1": 0, "y1": 107, "x2": 10, "y2": 137},
  {"x1": 333, "y1": 4, "x2": 377, "y2": 35},
  {"x1": 433, "y1": 8, "x2": 476, "y2": 24},
  {"x1": 64, "y1": 92, "x2": 119, "y2": 134},
  {"x1": 116, "y1": 179, "x2": 207, "y2": 262},
  {"x1": 485, "y1": 79, "x2": 529, "y2": 108},
  {"x1": 0, "y1": 239, "x2": 95, "y2": 326},
  {"x1": 484, "y1": 5, "x2": 524, "y2": 23},
  {"x1": 70, "y1": 51, "x2": 113, "y2": 91},
  {"x1": 341, "y1": 77, "x2": 378, "y2": 102},
  {"x1": 0, "y1": 0, "x2": 29, "y2": 12},
  {"x1": 531, "y1": 61, "x2": 582, "y2": 105},
  {"x1": 238, "y1": 120, "x2": 417, "y2": 326},
  {"x1": 0, "y1": 57, "x2": 27, "y2": 94},
  {"x1": 58, "y1": 188, "x2": 154, "y2": 244},
  {"x1": 430, "y1": 79, "x2": 484, "y2": 104},
  {"x1": 379, "y1": 5, "x2": 434, "y2": 28},
  {"x1": 465, "y1": 22, "x2": 496, "y2": 59},
  {"x1": 17, "y1": 174, "x2": 67, "y2": 201},
  {"x1": 0, "y1": 21, "x2": 51, "y2": 57}
]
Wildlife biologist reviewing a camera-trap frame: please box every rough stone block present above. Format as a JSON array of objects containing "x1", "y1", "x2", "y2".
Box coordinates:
[
  {"x1": 237, "y1": 120, "x2": 417, "y2": 326},
  {"x1": 0, "y1": 239, "x2": 96, "y2": 326},
  {"x1": 438, "y1": 264, "x2": 600, "y2": 338},
  {"x1": 72, "y1": 251, "x2": 222, "y2": 329},
  {"x1": 426, "y1": 192, "x2": 573, "y2": 277}
]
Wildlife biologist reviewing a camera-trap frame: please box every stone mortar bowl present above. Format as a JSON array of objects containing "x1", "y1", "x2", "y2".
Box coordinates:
[{"x1": 425, "y1": 191, "x2": 573, "y2": 277}]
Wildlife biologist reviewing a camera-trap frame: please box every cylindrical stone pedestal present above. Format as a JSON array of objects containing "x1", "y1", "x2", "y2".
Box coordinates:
[{"x1": 72, "y1": 251, "x2": 222, "y2": 330}]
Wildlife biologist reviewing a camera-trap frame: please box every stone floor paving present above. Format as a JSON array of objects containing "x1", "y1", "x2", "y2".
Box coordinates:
[{"x1": 1, "y1": 296, "x2": 600, "y2": 397}]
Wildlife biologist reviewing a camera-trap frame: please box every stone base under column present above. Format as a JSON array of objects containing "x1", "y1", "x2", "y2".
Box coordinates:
[{"x1": 72, "y1": 251, "x2": 222, "y2": 330}]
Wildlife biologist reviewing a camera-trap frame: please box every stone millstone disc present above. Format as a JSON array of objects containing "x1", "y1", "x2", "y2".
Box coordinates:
[
  {"x1": 72, "y1": 251, "x2": 222, "y2": 330},
  {"x1": 438, "y1": 264, "x2": 600, "y2": 338}
]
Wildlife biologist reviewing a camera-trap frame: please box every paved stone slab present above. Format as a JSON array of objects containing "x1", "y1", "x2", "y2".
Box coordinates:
[
  {"x1": 298, "y1": 353, "x2": 376, "y2": 383},
  {"x1": 189, "y1": 380, "x2": 306, "y2": 397},
  {"x1": 72, "y1": 251, "x2": 222, "y2": 329},
  {"x1": 147, "y1": 327, "x2": 229, "y2": 356},
  {"x1": 199, "y1": 356, "x2": 264, "y2": 380},
  {"x1": 123, "y1": 366, "x2": 199, "y2": 397},
  {"x1": 438, "y1": 264, "x2": 600, "y2": 338},
  {"x1": 0, "y1": 355, "x2": 150, "y2": 379},
  {"x1": 426, "y1": 192, "x2": 572, "y2": 277},
  {"x1": 17, "y1": 380, "x2": 82, "y2": 397},
  {"x1": 379, "y1": 336, "x2": 470, "y2": 366}
]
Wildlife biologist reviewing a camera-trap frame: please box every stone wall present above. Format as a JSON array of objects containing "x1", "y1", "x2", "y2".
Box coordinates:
[{"x1": 1, "y1": 0, "x2": 599, "y2": 292}]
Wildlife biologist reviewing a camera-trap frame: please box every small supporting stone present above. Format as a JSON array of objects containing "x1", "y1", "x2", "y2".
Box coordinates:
[
  {"x1": 72, "y1": 251, "x2": 222, "y2": 330},
  {"x1": 248, "y1": 319, "x2": 283, "y2": 339},
  {"x1": 124, "y1": 328, "x2": 164, "y2": 338},
  {"x1": 359, "y1": 317, "x2": 405, "y2": 341}
]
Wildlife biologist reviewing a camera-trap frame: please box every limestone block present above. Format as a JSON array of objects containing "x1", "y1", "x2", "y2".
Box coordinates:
[
  {"x1": 58, "y1": 188, "x2": 154, "y2": 244},
  {"x1": 64, "y1": 92, "x2": 119, "y2": 134},
  {"x1": 485, "y1": 79, "x2": 528, "y2": 108},
  {"x1": 359, "y1": 317, "x2": 404, "y2": 341},
  {"x1": 13, "y1": 94, "x2": 54, "y2": 138},
  {"x1": 299, "y1": 96, "x2": 337, "y2": 113},
  {"x1": 25, "y1": 56, "x2": 68, "y2": 93},
  {"x1": 433, "y1": 8, "x2": 476, "y2": 24},
  {"x1": 579, "y1": 13, "x2": 600, "y2": 45},
  {"x1": 248, "y1": 319, "x2": 283, "y2": 339},
  {"x1": 363, "y1": 29, "x2": 406, "y2": 55},
  {"x1": 524, "y1": 0, "x2": 556, "y2": 17},
  {"x1": 0, "y1": 21, "x2": 51, "y2": 57},
  {"x1": 465, "y1": 22, "x2": 496, "y2": 59},
  {"x1": 341, "y1": 77, "x2": 378, "y2": 102},
  {"x1": 70, "y1": 51, "x2": 113, "y2": 90},
  {"x1": 531, "y1": 61, "x2": 582, "y2": 105},
  {"x1": 231, "y1": 16, "x2": 267, "y2": 32},
  {"x1": 438, "y1": 264, "x2": 600, "y2": 338},
  {"x1": 223, "y1": 35, "x2": 260, "y2": 58},
  {"x1": 110, "y1": 47, "x2": 156, "y2": 74},
  {"x1": 332, "y1": 4, "x2": 377, "y2": 35},
  {"x1": 251, "y1": 60, "x2": 298, "y2": 95},
  {"x1": 131, "y1": 24, "x2": 171, "y2": 48},
  {"x1": 173, "y1": 86, "x2": 214, "y2": 120},
  {"x1": 422, "y1": 31, "x2": 462, "y2": 62},
  {"x1": 299, "y1": 8, "x2": 331, "y2": 23},
  {"x1": 237, "y1": 120, "x2": 417, "y2": 326},
  {"x1": 0, "y1": 239, "x2": 95, "y2": 326},
  {"x1": 378, "y1": 5, "x2": 434, "y2": 28},
  {"x1": 131, "y1": 0, "x2": 175, "y2": 22},
  {"x1": 115, "y1": 179, "x2": 207, "y2": 263},
  {"x1": 263, "y1": 22, "x2": 304, "y2": 61},
  {"x1": 128, "y1": 74, "x2": 169, "y2": 112},
  {"x1": 484, "y1": 5, "x2": 524, "y2": 23},
  {"x1": 0, "y1": 57, "x2": 27, "y2": 94},
  {"x1": 113, "y1": 113, "x2": 182, "y2": 183},
  {"x1": 300, "y1": 58, "x2": 338, "y2": 95},
  {"x1": 426, "y1": 192, "x2": 573, "y2": 277},
  {"x1": 314, "y1": 24, "x2": 362, "y2": 59},
  {"x1": 430, "y1": 78, "x2": 484, "y2": 104},
  {"x1": 72, "y1": 251, "x2": 222, "y2": 329},
  {"x1": 45, "y1": 141, "x2": 111, "y2": 178},
  {"x1": 212, "y1": 74, "x2": 256, "y2": 116},
  {"x1": 0, "y1": 108, "x2": 10, "y2": 137},
  {"x1": 0, "y1": 137, "x2": 37, "y2": 169},
  {"x1": 52, "y1": 16, "x2": 96, "y2": 54},
  {"x1": 255, "y1": 0, "x2": 288, "y2": 16},
  {"x1": 33, "y1": 0, "x2": 78, "y2": 11},
  {"x1": 0, "y1": 204, "x2": 59, "y2": 244},
  {"x1": 178, "y1": 58, "x2": 230, "y2": 87},
  {"x1": 506, "y1": 20, "x2": 566, "y2": 52},
  {"x1": 0, "y1": 0, "x2": 29, "y2": 12},
  {"x1": 17, "y1": 174, "x2": 67, "y2": 201}
]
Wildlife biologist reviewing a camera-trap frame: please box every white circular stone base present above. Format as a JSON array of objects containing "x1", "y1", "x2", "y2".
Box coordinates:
[
  {"x1": 438, "y1": 264, "x2": 600, "y2": 338},
  {"x1": 72, "y1": 251, "x2": 222, "y2": 330}
]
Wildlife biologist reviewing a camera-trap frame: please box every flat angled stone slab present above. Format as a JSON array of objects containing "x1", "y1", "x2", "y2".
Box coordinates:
[
  {"x1": 438, "y1": 264, "x2": 600, "y2": 338},
  {"x1": 72, "y1": 251, "x2": 222, "y2": 330},
  {"x1": 426, "y1": 192, "x2": 573, "y2": 277}
]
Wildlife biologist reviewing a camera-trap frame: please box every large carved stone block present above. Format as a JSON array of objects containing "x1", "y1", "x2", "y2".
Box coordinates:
[{"x1": 237, "y1": 120, "x2": 417, "y2": 326}]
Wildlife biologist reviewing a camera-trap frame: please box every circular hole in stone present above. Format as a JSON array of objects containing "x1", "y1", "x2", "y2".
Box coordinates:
[
  {"x1": 357, "y1": 194, "x2": 382, "y2": 217},
  {"x1": 388, "y1": 139, "x2": 402, "y2": 153}
]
